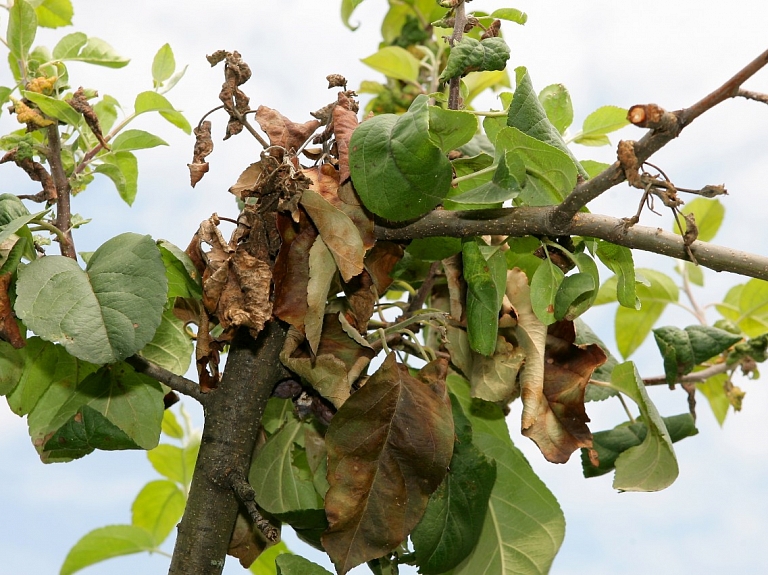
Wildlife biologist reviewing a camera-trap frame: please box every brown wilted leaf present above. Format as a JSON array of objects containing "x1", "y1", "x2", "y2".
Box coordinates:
[
  {"x1": 188, "y1": 120, "x2": 213, "y2": 187},
  {"x1": 442, "y1": 254, "x2": 465, "y2": 321},
  {"x1": 227, "y1": 511, "x2": 270, "y2": 568},
  {"x1": 343, "y1": 270, "x2": 376, "y2": 333},
  {"x1": 322, "y1": 354, "x2": 454, "y2": 575},
  {"x1": 364, "y1": 241, "x2": 404, "y2": 295},
  {"x1": 273, "y1": 212, "x2": 317, "y2": 331},
  {"x1": 209, "y1": 50, "x2": 252, "y2": 139},
  {"x1": 67, "y1": 87, "x2": 109, "y2": 149},
  {"x1": 0, "y1": 273, "x2": 24, "y2": 348},
  {"x1": 306, "y1": 236, "x2": 337, "y2": 354},
  {"x1": 255, "y1": 106, "x2": 320, "y2": 152},
  {"x1": 228, "y1": 162, "x2": 263, "y2": 199},
  {"x1": 333, "y1": 92, "x2": 359, "y2": 183}
]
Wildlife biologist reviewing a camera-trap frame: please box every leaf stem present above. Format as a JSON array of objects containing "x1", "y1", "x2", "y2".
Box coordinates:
[
  {"x1": 451, "y1": 164, "x2": 495, "y2": 185},
  {"x1": 125, "y1": 355, "x2": 206, "y2": 404},
  {"x1": 617, "y1": 393, "x2": 636, "y2": 423}
]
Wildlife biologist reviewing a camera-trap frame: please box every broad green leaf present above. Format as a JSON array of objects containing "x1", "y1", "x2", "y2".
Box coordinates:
[
  {"x1": 60, "y1": 525, "x2": 155, "y2": 575},
  {"x1": 21, "y1": 90, "x2": 82, "y2": 125},
  {"x1": 34, "y1": 0, "x2": 72, "y2": 28},
  {"x1": 57, "y1": 36, "x2": 129, "y2": 68},
  {"x1": 160, "y1": 409, "x2": 184, "y2": 439},
  {"x1": 463, "y1": 240, "x2": 506, "y2": 355},
  {"x1": 157, "y1": 239, "x2": 202, "y2": 300},
  {"x1": 449, "y1": 151, "x2": 525, "y2": 205},
  {"x1": 582, "y1": 413, "x2": 697, "y2": 478},
  {"x1": 8, "y1": 0, "x2": 37, "y2": 61},
  {"x1": 462, "y1": 69, "x2": 510, "y2": 107},
  {"x1": 133, "y1": 91, "x2": 191, "y2": 133},
  {"x1": 138, "y1": 308, "x2": 193, "y2": 375},
  {"x1": 490, "y1": 8, "x2": 528, "y2": 24},
  {"x1": 340, "y1": 0, "x2": 366, "y2": 30},
  {"x1": 0, "y1": 208, "x2": 47, "y2": 260},
  {"x1": 580, "y1": 159, "x2": 611, "y2": 179},
  {"x1": 653, "y1": 325, "x2": 741, "y2": 384},
  {"x1": 495, "y1": 126, "x2": 578, "y2": 206},
  {"x1": 596, "y1": 240, "x2": 636, "y2": 308},
  {"x1": 445, "y1": 153, "x2": 496, "y2": 210},
  {"x1": 428, "y1": 106, "x2": 478, "y2": 153},
  {"x1": 505, "y1": 236, "x2": 543, "y2": 281},
  {"x1": 276, "y1": 555, "x2": 332, "y2": 575},
  {"x1": 406, "y1": 237, "x2": 462, "y2": 261},
  {"x1": 440, "y1": 37, "x2": 510, "y2": 81},
  {"x1": 697, "y1": 373, "x2": 730, "y2": 426},
  {"x1": 349, "y1": 94, "x2": 452, "y2": 221},
  {"x1": 96, "y1": 151, "x2": 138, "y2": 204},
  {"x1": 0, "y1": 86, "x2": 12, "y2": 113},
  {"x1": 609, "y1": 362, "x2": 680, "y2": 490},
  {"x1": 250, "y1": 418, "x2": 323, "y2": 515},
  {"x1": 554, "y1": 272, "x2": 595, "y2": 321},
  {"x1": 674, "y1": 197, "x2": 724, "y2": 242},
  {"x1": 52, "y1": 31, "x2": 87, "y2": 59},
  {"x1": 93, "y1": 93, "x2": 120, "y2": 133},
  {"x1": 538, "y1": 83, "x2": 573, "y2": 134},
  {"x1": 110, "y1": 129, "x2": 168, "y2": 152},
  {"x1": 507, "y1": 67, "x2": 587, "y2": 178},
  {"x1": 717, "y1": 279, "x2": 768, "y2": 337},
  {"x1": 147, "y1": 440, "x2": 199, "y2": 488},
  {"x1": 572, "y1": 105, "x2": 629, "y2": 146},
  {"x1": 361, "y1": 46, "x2": 421, "y2": 83},
  {"x1": 15, "y1": 233, "x2": 167, "y2": 364},
  {"x1": 250, "y1": 541, "x2": 292, "y2": 575},
  {"x1": 30, "y1": 363, "x2": 164, "y2": 461},
  {"x1": 151, "y1": 43, "x2": 175, "y2": 87},
  {"x1": 530, "y1": 259, "x2": 564, "y2": 325},
  {"x1": 131, "y1": 480, "x2": 185, "y2": 544}
]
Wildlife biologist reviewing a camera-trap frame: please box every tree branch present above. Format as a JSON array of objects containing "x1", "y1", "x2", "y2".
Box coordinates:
[
  {"x1": 738, "y1": 88, "x2": 768, "y2": 105},
  {"x1": 125, "y1": 354, "x2": 206, "y2": 404},
  {"x1": 552, "y1": 48, "x2": 768, "y2": 228},
  {"x1": 643, "y1": 362, "x2": 730, "y2": 386},
  {"x1": 46, "y1": 125, "x2": 77, "y2": 259},
  {"x1": 447, "y1": 1, "x2": 467, "y2": 110},
  {"x1": 374, "y1": 206, "x2": 768, "y2": 281}
]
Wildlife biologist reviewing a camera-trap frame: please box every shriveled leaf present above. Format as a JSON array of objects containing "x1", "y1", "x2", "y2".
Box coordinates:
[
  {"x1": 254, "y1": 105, "x2": 320, "y2": 151},
  {"x1": 674, "y1": 197, "x2": 724, "y2": 243},
  {"x1": 349, "y1": 94, "x2": 452, "y2": 221},
  {"x1": 653, "y1": 325, "x2": 741, "y2": 384},
  {"x1": 306, "y1": 237, "x2": 337, "y2": 354},
  {"x1": 440, "y1": 37, "x2": 510, "y2": 81},
  {"x1": 131, "y1": 480, "x2": 185, "y2": 544},
  {"x1": 60, "y1": 525, "x2": 155, "y2": 575},
  {"x1": 15, "y1": 233, "x2": 167, "y2": 364},
  {"x1": 273, "y1": 212, "x2": 317, "y2": 331},
  {"x1": 361, "y1": 46, "x2": 421, "y2": 83},
  {"x1": 572, "y1": 105, "x2": 629, "y2": 146},
  {"x1": 538, "y1": 83, "x2": 573, "y2": 135},
  {"x1": 323, "y1": 355, "x2": 453, "y2": 574}
]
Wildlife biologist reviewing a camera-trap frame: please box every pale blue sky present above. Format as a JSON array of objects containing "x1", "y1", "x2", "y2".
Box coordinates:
[{"x1": 1, "y1": 1, "x2": 767, "y2": 574}]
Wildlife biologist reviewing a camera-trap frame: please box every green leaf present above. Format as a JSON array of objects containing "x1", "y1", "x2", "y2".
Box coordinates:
[
  {"x1": 462, "y1": 69, "x2": 510, "y2": 108},
  {"x1": 147, "y1": 439, "x2": 199, "y2": 488},
  {"x1": 717, "y1": 279, "x2": 768, "y2": 337},
  {"x1": 596, "y1": 240, "x2": 636, "y2": 308},
  {"x1": 490, "y1": 8, "x2": 528, "y2": 24},
  {"x1": 609, "y1": 362, "x2": 680, "y2": 491},
  {"x1": 349, "y1": 94, "x2": 452, "y2": 221},
  {"x1": 505, "y1": 236, "x2": 543, "y2": 281},
  {"x1": 160, "y1": 409, "x2": 184, "y2": 439},
  {"x1": 674, "y1": 197, "x2": 724, "y2": 242},
  {"x1": 131, "y1": 479, "x2": 185, "y2": 544},
  {"x1": 449, "y1": 151, "x2": 525, "y2": 205},
  {"x1": 0, "y1": 208, "x2": 47, "y2": 260},
  {"x1": 361, "y1": 46, "x2": 421, "y2": 83},
  {"x1": 530, "y1": 259, "x2": 564, "y2": 325},
  {"x1": 653, "y1": 325, "x2": 742, "y2": 384},
  {"x1": 250, "y1": 541, "x2": 292, "y2": 575},
  {"x1": 580, "y1": 159, "x2": 611, "y2": 179},
  {"x1": 406, "y1": 237, "x2": 462, "y2": 261},
  {"x1": 340, "y1": 0, "x2": 366, "y2": 30},
  {"x1": 8, "y1": 0, "x2": 37, "y2": 62},
  {"x1": 138, "y1": 308, "x2": 193, "y2": 375},
  {"x1": 96, "y1": 151, "x2": 138, "y2": 204},
  {"x1": 22, "y1": 90, "x2": 82, "y2": 125},
  {"x1": 572, "y1": 105, "x2": 629, "y2": 146},
  {"x1": 582, "y1": 413, "x2": 698, "y2": 478},
  {"x1": 249, "y1": 418, "x2": 324, "y2": 515},
  {"x1": 57, "y1": 36, "x2": 129, "y2": 68},
  {"x1": 538, "y1": 83, "x2": 573, "y2": 134},
  {"x1": 554, "y1": 272, "x2": 595, "y2": 321},
  {"x1": 463, "y1": 240, "x2": 506, "y2": 355},
  {"x1": 445, "y1": 153, "x2": 495, "y2": 210},
  {"x1": 15, "y1": 232, "x2": 167, "y2": 364},
  {"x1": 134, "y1": 91, "x2": 191, "y2": 133},
  {"x1": 276, "y1": 555, "x2": 332, "y2": 575},
  {"x1": 34, "y1": 0, "x2": 72, "y2": 28},
  {"x1": 60, "y1": 525, "x2": 156, "y2": 575},
  {"x1": 52, "y1": 31, "x2": 87, "y2": 59},
  {"x1": 428, "y1": 106, "x2": 478, "y2": 153},
  {"x1": 494, "y1": 126, "x2": 578, "y2": 206},
  {"x1": 440, "y1": 37, "x2": 510, "y2": 81},
  {"x1": 697, "y1": 373, "x2": 730, "y2": 426},
  {"x1": 110, "y1": 129, "x2": 168, "y2": 152},
  {"x1": 157, "y1": 239, "x2": 202, "y2": 299},
  {"x1": 0, "y1": 86, "x2": 12, "y2": 113},
  {"x1": 151, "y1": 43, "x2": 175, "y2": 88},
  {"x1": 507, "y1": 67, "x2": 587, "y2": 178}
]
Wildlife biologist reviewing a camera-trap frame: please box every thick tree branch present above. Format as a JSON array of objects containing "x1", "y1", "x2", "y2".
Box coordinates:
[
  {"x1": 374, "y1": 206, "x2": 768, "y2": 281},
  {"x1": 552, "y1": 49, "x2": 768, "y2": 228},
  {"x1": 125, "y1": 355, "x2": 206, "y2": 404}
]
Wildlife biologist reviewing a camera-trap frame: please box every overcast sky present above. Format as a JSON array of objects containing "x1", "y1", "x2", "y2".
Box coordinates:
[{"x1": 1, "y1": 1, "x2": 768, "y2": 574}]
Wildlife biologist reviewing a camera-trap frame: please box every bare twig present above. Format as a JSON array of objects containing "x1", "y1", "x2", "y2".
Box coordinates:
[
  {"x1": 125, "y1": 354, "x2": 206, "y2": 404},
  {"x1": 737, "y1": 88, "x2": 768, "y2": 105},
  {"x1": 228, "y1": 473, "x2": 280, "y2": 542},
  {"x1": 46, "y1": 125, "x2": 77, "y2": 259},
  {"x1": 643, "y1": 362, "x2": 730, "y2": 386},
  {"x1": 405, "y1": 261, "x2": 441, "y2": 315}
]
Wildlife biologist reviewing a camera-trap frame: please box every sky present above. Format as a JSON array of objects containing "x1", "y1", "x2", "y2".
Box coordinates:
[{"x1": 1, "y1": 1, "x2": 768, "y2": 574}]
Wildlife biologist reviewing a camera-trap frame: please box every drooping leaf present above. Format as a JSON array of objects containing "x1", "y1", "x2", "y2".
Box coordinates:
[
  {"x1": 428, "y1": 106, "x2": 478, "y2": 153},
  {"x1": 572, "y1": 105, "x2": 629, "y2": 146},
  {"x1": 573, "y1": 319, "x2": 619, "y2": 401},
  {"x1": 538, "y1": 83, "x2": 573, "y2": 135},
  {"x1": 653, "y1": 325, "x2": 741, "y2": 383},
  {"x1": 35, "y1": 0, "x2": 72, "y2": 28},
  {"x1": 276, "y1": 554, "x2": 333, "y2": 575},
  {"x1": 530, "y1": 259, "x2": 564, "y2": 325},
  {"x1": 595, "y1": 240, "x2": 637, "y2": 308},
  {"x1": 463, "y1": 239, "x2": 506, "y2": 355},
  {"x1": 158, "y1": 239, "x2": 202, "y2": 300},
  {"x1": 674, "y1": 197, "x2": 724, "y2": 243},
  {"x1": 361, "y1": 46, "x2": 421, "y2": 83},
  {"x1": 582, "y1": 413, "x2": 698, "y2": 478},
  {"x1": 22, "y1": 90, "x2": 82, "y2": 125},
  {"x1": 110, "y1": 129, "x2": 168, "y2": 152},
  {"x1": 490, "y1": 8, "x2": 528, "y2": 24},
  {"x1": 697, "y1": 373, "x2": 730, "y2": 426},
  {"x1": 131, "y1": 479, "x2": 185, "y2": 544},
  {"x1": 349, "y1": 94, "x2": 452, "y2": 221},
  {"x1": 254, "y1": 105, "x2": 321, "y2": 151},
  {"x1": 7, "y1": 0, "x2": 37, "y2": 62},
  {"x1": 272, "y1": 212, "x2": 317, "y2": 331},
  {"x1": 609, "y1": 362, "x2": 679, "y2": 491},
  {"x1": 160, "y1": 409, "x2": 184, "y2": 439},
  {"x1": 323, "y1": 355, "x2": 453, "y2": 575},
  {"x1": 15, "y1": 233, "x2": 167, "y2": 364},
  {"x1": 505, "y1": 236, "x2": 543, "y2": 281},
  {"x1": 554, "y1": 272, "x2": 595, "y2": 321},
  {"x1": 138, "y1": 307, "x2": 193, "y2": 375},
  {"x1": 60, "y1": 525, "x2": 155, "y2": 575},
  {"x1": 95, "y1": 151, "x2": 139, "y2": 205},
  {"x1": 249, "y1": 541, "x2": 292, "y2": 575},
  {"x1": 151, "y1": 43, "x2": 176, "y2": 88},
  {"x1": 305, "y1": 237, "x2": 337, "y2": 355},
  {"x1": 440, "y1": 37, "x2": 510, "y2": 81},
  {"x1": 341, "y1": 0, "x2": 367, "y2": 30}
]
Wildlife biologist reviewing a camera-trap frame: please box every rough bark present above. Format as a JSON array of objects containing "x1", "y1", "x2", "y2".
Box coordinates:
[{"x1": 168, "y1": 321, "x2": 288, "y2": 575}]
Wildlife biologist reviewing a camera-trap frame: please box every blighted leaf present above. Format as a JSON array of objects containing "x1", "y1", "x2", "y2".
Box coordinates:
[
  {"x1": 188, "y1": 120, "x2": 212, "y2": 187},
  {"x1": 653, "y1": 325, "x2": 741, "y2": 384},
  {"x1": 674, "y1": 197, "x2": 724, "y2": 243},
  {"x1": 273, "y1": 212, "x2": 317, "y2": 330},
  {"x1": 0, "y1": 272, "x2": 24, "y2": 348},
  {"x1": 572, "y1": 105, "x2": 629, "y2": 146},
  {"x1": 60, "y1": 525, "x2": 155, "y2": 575},
  {"x1": 463, "y1": 240, "x2": 506, "y2": 355},
  {"x1": 538, "y1": 83, "x2": 573, "y2": 135},
  {"x1": 323, "y1": 355, "x2": 453, "y2": 574},
  {"x1": 364, "y1": 241, "x2": 403, "y2": 295},
  {"x1": 582, "y1": 413, "x2": 697, "y2": 479},
  {"x1": 361, "y1": 46, "x2": 421, "y2": 83},
  {"x1": 15, "y1": 233, "x2": 167, "y2": 364},
  {"x1": 229, "y1": 511, "x2": 271, "y2": 569},
  {"x1": 349, "y1": 94, "x2": 452, "y2": 221},
  {"x1": 610, "y1": 362, "x2": 679, "y2": 491},
  {"x1": 305, "y1": 237, "x2": 337, "y2": 354},
  {"x1": 255, "y1": 106, "x2": 320, "y2": 151},
  {"x1": 333, "y1": 92, "x2": 359, "y2": 183},
  {"x1": 428, "y1": 106, "x2": 478, "y2": 153},
  {"x1": 131, "y1": 479, "x2": 185, "y2": 544},
  {"x1": 440, "y1": 37, "x2": 510, "y2": 81}
]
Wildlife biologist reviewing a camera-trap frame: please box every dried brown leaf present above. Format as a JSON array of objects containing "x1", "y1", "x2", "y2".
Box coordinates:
[
  {"x1": 333, "y1": 92, "x2": 359, "y2": 182},
  {"x1": 273, "y1": 212, "x2": 317, "y2": 331},
  {"x1": 442, "y1": 254, "x2": 465, "y2": 321},
  {"x1": 255, "y1": 106, "x2": 320, "y2": 151},
  {"x1": 227, "y1": 511, "x2": 269, "y2": 568},
  {"x1": 67, "y1": 87, "x2": 109, "y2": 149},
  {"x1": 229, "y1": 162, "x2": 264, "y2": 199},
  {"x1": 343, "y1": 270, "x2": 376, "y2": 332},
  {"x1": 364, "y1": 241, "x2": 404, "y2": 295},
  {"x1": 189, "y1": 121, "x2": 213, "y2": 188},
  {"x1": 306, "y1": 236, "x2": 337, "y2": 354},
  {"x1": 0, "y1": 273, "x2": 24, "y2": 348},
  {"x1": 322, "y1": 354, "x2": 454, "y2": 575}
]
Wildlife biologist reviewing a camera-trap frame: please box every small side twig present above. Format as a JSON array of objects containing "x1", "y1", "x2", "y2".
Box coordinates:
[
  {"x1": 125, "y1": 354, "x2": 206, "y2": 404},
  {"x1": 737, "y1": 88, "x2": 768, "y2": 105},
  {"x1": 228, "y1": 473, "x2": 280, "y2": 542},
  {"x1": 642, "y1": 361, "x2": 730, "y2": 386}
]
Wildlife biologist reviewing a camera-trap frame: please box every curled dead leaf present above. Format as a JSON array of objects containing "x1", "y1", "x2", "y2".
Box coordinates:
[
  {"x1": 0, "y1": 273, "x2": 25, "y2": 348},
  {"x1": 189, "y1": 121, "x2": 213, "y2": 188},
  {"x1": 255, "y1": 106, "x2": 321, "y2": 152},
  {"x1": 67, "y1": 87, "x2": 109, "y2": 149}
]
